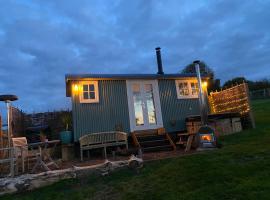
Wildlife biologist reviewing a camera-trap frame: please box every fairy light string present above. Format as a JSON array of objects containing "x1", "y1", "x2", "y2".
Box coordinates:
[{"x1": 209, "y1": 83, "x2": 250, "y2": 115}]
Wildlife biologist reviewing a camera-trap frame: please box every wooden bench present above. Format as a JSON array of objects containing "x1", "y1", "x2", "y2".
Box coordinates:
[{"x1": 79, "y1": 131, "x2": 128, "y2": 161}]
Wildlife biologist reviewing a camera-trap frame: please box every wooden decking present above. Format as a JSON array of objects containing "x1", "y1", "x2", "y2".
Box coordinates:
[{"x1": 131, "y1": 128, "x2": 176, "y2": 152}]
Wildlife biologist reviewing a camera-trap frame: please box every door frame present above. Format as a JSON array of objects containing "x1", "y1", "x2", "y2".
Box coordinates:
[{"x1": 126, "y1": 79, "x2": 163, "y2": 132}]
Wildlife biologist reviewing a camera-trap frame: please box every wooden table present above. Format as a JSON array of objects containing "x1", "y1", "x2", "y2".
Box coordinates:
[
  {"x1": 176, "y1": 133, "x2": 197, "y2": 152},
  {"x1": 28, "y1": 140, "x2": 60, "y2": 173}
]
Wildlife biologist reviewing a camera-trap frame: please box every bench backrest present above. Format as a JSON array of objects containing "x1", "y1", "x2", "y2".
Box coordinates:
[
  {"x1": 79, "y1": 132, "x2": 127, "y2": 146},
  {"x1": 11, "y1": 137, "x2": 28, "y2": 158},
  {"x1": 12, "y1": 137, "x2": 27, "y2": 146}
]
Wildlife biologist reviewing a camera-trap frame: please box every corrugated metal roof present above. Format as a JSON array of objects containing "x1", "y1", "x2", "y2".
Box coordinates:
[{"x1": 65, "y1": 73, "x2": 207, "y2": 81}]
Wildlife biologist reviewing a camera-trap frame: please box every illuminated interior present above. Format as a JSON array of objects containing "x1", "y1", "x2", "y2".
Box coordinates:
[
  {"x1": 132, "y1": 83, "x2": 157, "y2": 126},
  {"x1": 200, "y1": 134, "x2": 213, "y2": 142}
]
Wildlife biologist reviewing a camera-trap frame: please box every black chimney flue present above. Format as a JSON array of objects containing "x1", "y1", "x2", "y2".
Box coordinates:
[{"x1": 155, "y1": 47, "x2": 164, "y2": 75}]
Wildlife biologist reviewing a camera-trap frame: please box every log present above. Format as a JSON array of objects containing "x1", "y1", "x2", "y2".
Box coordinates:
[{"x1": 0, "y1": 155, "x2": 143, "y2": 196}]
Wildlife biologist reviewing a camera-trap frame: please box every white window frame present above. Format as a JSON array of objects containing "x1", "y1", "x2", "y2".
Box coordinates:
[
  {"x1": 175, "y1": 80, "x2": 199, "y2": 99},
  {"x1": 80, "y1": 81, "x2": 99, "y2": 103}
]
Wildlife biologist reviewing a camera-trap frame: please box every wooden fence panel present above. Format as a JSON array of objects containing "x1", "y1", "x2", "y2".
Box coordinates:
[{"x1": 209, "y1": 83, "x2": 255, "y2": 128}]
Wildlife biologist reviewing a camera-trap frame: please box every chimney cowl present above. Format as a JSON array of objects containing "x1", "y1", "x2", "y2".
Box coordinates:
[
  {"x1": 155, "y1": 47, "x2": 164, "y2": 75},
  {"x1": 193, "y1": 60, "x2": 200, "y2": 64}
]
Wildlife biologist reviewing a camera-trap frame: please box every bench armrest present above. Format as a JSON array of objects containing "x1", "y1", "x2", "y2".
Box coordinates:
[{"x1": 116, "y1": 132, "x2": 128, "y2": 141}]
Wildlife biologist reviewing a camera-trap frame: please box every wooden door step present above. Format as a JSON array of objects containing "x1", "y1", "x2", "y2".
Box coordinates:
[
  {"x1": 176, "y1": 141, "x2": 187, "y2": 145},
  {"x1": 140, "y1": 139, "x2": 169, "y2": 144},
  {"x1": 142, "y1": 145, "x2": 173, "y2": 152},
  {"x1": 131, "y1": 129, "x2": 176, "y2": 151},
  {"x1": 137, "y1": 135, "x2": 166, "y2": 142},
  {"x1": 140, "y1": 139, "x2": 170, "y2": 148},
  {"x1": 177, "y1": 133, "x2": 189, "y2": 136}
]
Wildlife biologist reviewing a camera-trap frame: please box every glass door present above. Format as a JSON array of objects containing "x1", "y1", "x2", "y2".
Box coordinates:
[
  {"x1": 127, "y1": 80, "x2": 163, "y2": 131},
  {"x1": 144, "y1": 83, "x2": 157, "y2": 125},
  {"x1": 132, "y1": 83, "x2": 145, "y2": 127}
]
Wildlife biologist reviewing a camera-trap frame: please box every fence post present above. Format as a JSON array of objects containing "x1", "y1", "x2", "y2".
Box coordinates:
[
  {"x1": 10, "y1": 147, "x2": 15, "y2": 177},
  {"x1": 244, "y1": 83, "x2": 256, "y2": 129},
  {"x1": 0, "y1": 115, "x2": 2, "y2": 151}
]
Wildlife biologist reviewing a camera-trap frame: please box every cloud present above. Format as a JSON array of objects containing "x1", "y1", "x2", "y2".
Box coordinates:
[{"x1": 0, "y1": 0, "x2": 269, "y2": 114}]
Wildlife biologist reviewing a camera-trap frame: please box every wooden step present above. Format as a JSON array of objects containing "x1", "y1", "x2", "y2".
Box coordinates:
[
  {"x1": 177, "y1": 133, "x2": 189, "y2": 136},
  {"x1": 176, "y1": 141, "x2": 187, "y2": 145},
  {"x1": 140, "y1": 139, "x2": 170, "y2": 148},
  {"x1": 133, "y1": 128, "x2": 165, "y2": 136},
  {"x1": 131, "y1": 129, "x2": 176, "y2": 152},
  {"x1": 136, "y1": 134, "x2": 160, "y2": 138},
  {"x1": 143, "y1": 145, "x2": 173, "y2": 152},
  {"x1": 133, "y1": 129, "x2": 158, "y2": 136},
  {"x1": 140, "y1": 139, "x2": 169, "y2": 144},
  {"x1": 137, "y1": 135, "x2": 166, "y2": 142}
]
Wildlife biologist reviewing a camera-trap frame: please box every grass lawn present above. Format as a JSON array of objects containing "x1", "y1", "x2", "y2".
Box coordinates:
[{"x1": 3, "y1": 99, "x2": 270, "y2": 200}]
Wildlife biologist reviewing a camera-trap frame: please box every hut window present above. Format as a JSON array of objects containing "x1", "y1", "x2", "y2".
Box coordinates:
[
  {"x1": 80, "y1": 81, "x2": 99, "y2": 103},
  {"x1": 175, "y1": 80, "x2": 199, "y2": 99},
  {"x1": 190, "y1": 82, "x2": 199, "y2": 95}
]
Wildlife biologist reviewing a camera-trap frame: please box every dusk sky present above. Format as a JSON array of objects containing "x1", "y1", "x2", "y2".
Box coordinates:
[{"x1": 0, "y1": 0, "x2": 270, "y2": 115}]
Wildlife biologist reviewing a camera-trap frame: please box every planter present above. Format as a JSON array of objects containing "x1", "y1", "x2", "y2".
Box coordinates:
[{"x1": 60, "y1": 131, "x2": 73, "y2": 144}]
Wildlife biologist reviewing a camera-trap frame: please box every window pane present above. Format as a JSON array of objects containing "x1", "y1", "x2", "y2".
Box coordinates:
[
  {"x1": 144, "y1": 84, "x2": 156, "y2": 125},
  {"x1": 132, "y1": 84, "x2": 140, "y2": 93},
  {"x1": 83, "y1": 92, "x2": 89, "y2": 99},
  {"x1": 89, "y1": 84, "x2": 95, "y2": 91},
  {"x1": 178, "y1": 82, "x2": 189, "y2": 96},
  {"x1": 191, "y1": 82, "x2": 199, "y2": 95},
  {"x1": 83, "y1": 85, "x2": 88, "y2": 92},
  {"x1": 132, "y1": 84, "x2": 144, "y2": 126},
  {"x1": 89, "y1": 92, "x2": 95, "y2": 99}
]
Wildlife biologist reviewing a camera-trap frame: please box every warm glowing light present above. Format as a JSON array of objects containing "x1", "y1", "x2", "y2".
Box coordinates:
[
  {"x1": 73, "y1": 84, "x2": 79, "y2": 93},
  {"x1": 201, "y1": 135, "x2": 212, "y2": 142},
  {"x1": 202, "y1": 81, "x2": 208, "y2": 88}
]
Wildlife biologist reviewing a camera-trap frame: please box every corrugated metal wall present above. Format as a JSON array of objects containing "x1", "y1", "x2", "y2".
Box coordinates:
[
  {"x1": 71, "y1": 78, "x2": 201, "y2": 141},
  {"x1": 158, "y1": 79, "x2": 200, "y2": 132},
  {"x1": 72, "y1": 80, "x2": 130, "y2": 141}
]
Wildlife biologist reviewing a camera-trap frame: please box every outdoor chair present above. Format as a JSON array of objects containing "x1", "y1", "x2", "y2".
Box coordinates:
[
  {"x1": 0, "y1": 147, "x2": 16, "y2": 177},
  {"x1": 11, "y1": 137, "x2": 39, "y2": 173}
]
